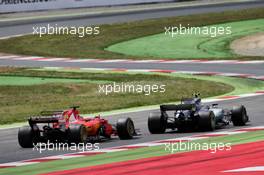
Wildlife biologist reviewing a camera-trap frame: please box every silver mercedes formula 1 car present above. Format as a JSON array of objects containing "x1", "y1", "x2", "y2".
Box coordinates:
[{"x1": 148, "y1": 94, "x2": 249, "y2": 134}]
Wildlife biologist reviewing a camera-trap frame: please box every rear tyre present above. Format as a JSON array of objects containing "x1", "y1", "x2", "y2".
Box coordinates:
[
  {"x1": 231, "y1": 105, "x2": 248, "y2": 126},
  {"x1": 68, "y1": 125, "x2": 87, "y2": 144},
  {"x1": 18, "y1": 126, "x2": 34, "y2": 148},
  {"x1": 148, "y1": 112, "x2": 167, "y2": 134},
  {"x1": 198, "y1": 111, "x2": 216, "y2": 131},
  {"x1": 116, "y1": 118, "x2": 135, "y2": 140}
]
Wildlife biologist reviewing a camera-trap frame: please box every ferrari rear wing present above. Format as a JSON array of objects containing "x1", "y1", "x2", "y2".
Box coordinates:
[
  {"x1": 28, "y1": 117, "x2": 59, "y2": 125},
  {"x1": 40, "y1": 110, "x2": 64, "y2": 116}
]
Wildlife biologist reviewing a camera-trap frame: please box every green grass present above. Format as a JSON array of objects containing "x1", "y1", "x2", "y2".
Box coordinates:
[
  {"x1": 1, "y1": 68, "x2": 262, "y2": 128},
  {"x1": 1, "y1": 66, "x2": 263, "y2": 126},
  {"x1": 0, "y1": 76, "x2": 109, "y2": 86},
  {"x1": 38, "y1": 67, "x2": 264, "y2": 96},
  {"x1": 0, "y1": 67, "x2": 232, "y2": 124},
  {"x1": 170, "y1": 74, "x2": 264, "y2": 96},
  {"x1": 0, "y1": 8, "x2": 263, "y2": 60},
  {"x1": 40, "y1": 68, "x2": 264, "y2": 96},
  {"x1": 1, "y1": 130, "x2": 263, "y2": 175},
  {"x1": 107, "y1": 18, "x2": 264, "y2": 59}
]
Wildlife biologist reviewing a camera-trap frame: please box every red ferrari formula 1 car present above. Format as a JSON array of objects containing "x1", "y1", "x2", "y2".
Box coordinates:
[{"x1": 18, "y1": 106, "x2": 136, "y2": 148}]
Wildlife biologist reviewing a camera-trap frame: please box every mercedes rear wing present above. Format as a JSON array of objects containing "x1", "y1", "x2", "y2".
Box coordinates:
[{"x1": 160, "y1": 104, "x2": 196, "y2": 112}]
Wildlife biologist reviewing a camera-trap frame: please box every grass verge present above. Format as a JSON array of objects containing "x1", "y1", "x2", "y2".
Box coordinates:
[
  {"x1": 39, "y1": 68, "x2": 264, "y2": 96},
  {"x1": 0, "y1": 8, "x2": 263, "y2": 60},
  {"x1": 0, "y1": 67, "x2": 232, "y2": 124},
  {"x1": 107, "y1": 18, "x2": 264, "y2": 59},
  {"x1": 28, "y1": 68, "x2": 264, "y2": 120},
  {"x1": 1, "y1": 129, "x2": 263, "y2": 175},
  {"x1": 0, "y1": 76, "x2": 107, "y2": 86}
]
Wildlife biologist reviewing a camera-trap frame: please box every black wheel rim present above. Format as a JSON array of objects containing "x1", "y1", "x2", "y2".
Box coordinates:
[
  {"x1": 210, "y1": 114, "x2": 215, "y2": 129},
  {"x1": 127, "y1": 120, "x2": 135, "y2": 136}
]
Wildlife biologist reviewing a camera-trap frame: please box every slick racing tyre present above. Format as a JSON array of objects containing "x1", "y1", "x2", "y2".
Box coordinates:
[
  {"x1": 198, "y1": 111, "x2": 216, "y2": 131},
  {"x1": 18, "y1": 126, "x2": 35, "y2": 148},
  {"x1": 231, "y1": 105, "x2": 248, "y2": 126},
  {"x1": 148, "y1": 112, "x2": 167, "y2": 134},
  {"x1": 116, "y1": 118, "x2": 135, "y2": 140},
  {"x1": 68, "y1": 124, "x2": 87, "y2": 143}
]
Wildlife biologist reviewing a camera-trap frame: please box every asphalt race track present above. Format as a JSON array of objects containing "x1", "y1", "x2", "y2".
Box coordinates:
[
  {"x1": 1, "y1": 95, "x2": 264, "y2": 164},
  {"x1": 1, "y1": 1, "x2": 264, "y2": 37},
  {"x1": 0, "y1": 60, "x2": 263, "y2": 76},
  {"x1": 0, "y1": 1, "x2": 264, "y2": 164}
]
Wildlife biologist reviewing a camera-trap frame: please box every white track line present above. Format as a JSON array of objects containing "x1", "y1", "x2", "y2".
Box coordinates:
[
  {"x1": 12, "y1": 56, "x2": 44, "y2": 60},
  {"x1": 0, "y1": 56, "x2": 20, "y2": 59},
  {"x1": 223, "y1": 166, "x2": 264, "y2": 172},
  {"x1": 0, "y1": 126, "x2": 263, "y2": 168},
  {"x1": 65, "y1": 59, "x2": 101, "y2": 62},
  {"x1": 36, "y1": 58, "x2": 70, "y2": 62},
  {"x1": 1, "y1": 55, "x2": 263, "y2": 64},
  {"x1": 237, "y1": 61, "x2": 264, "y2": 64},
  {"x1": 0, "y1": 162, "x2": 38, "y2": 167}
]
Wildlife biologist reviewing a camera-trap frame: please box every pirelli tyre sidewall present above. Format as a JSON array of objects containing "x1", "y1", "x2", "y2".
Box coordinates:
[
  {"x1": 18, "y1": 126, "x2": 35, "y2": 148},
  {"x1": 231, "y1": 105, "x2": 248, "y2": 126},
  {"x1": 116, "y1": 117, "x2": 135, "y2": 140},
  {"x1": 198, "y1": 111, "x2": 216, "y2": 131},
  {"x1": 148, "y1": 112, "x2": 167, "y2": 134},
  {"x1": 68, "y1": 124, "x2": 87, "y2": 144}
]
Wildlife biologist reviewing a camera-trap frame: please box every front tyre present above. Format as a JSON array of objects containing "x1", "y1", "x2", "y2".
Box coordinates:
[
  {"x1": 116, "y1": 118, "x2": 135, "y2": 140},
  {"x1": 148, "y1": 112, "x2": 167, "y2": 134},
  {"x1": 231, "y1": 105, "x2": 248, "y2": 126}
]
